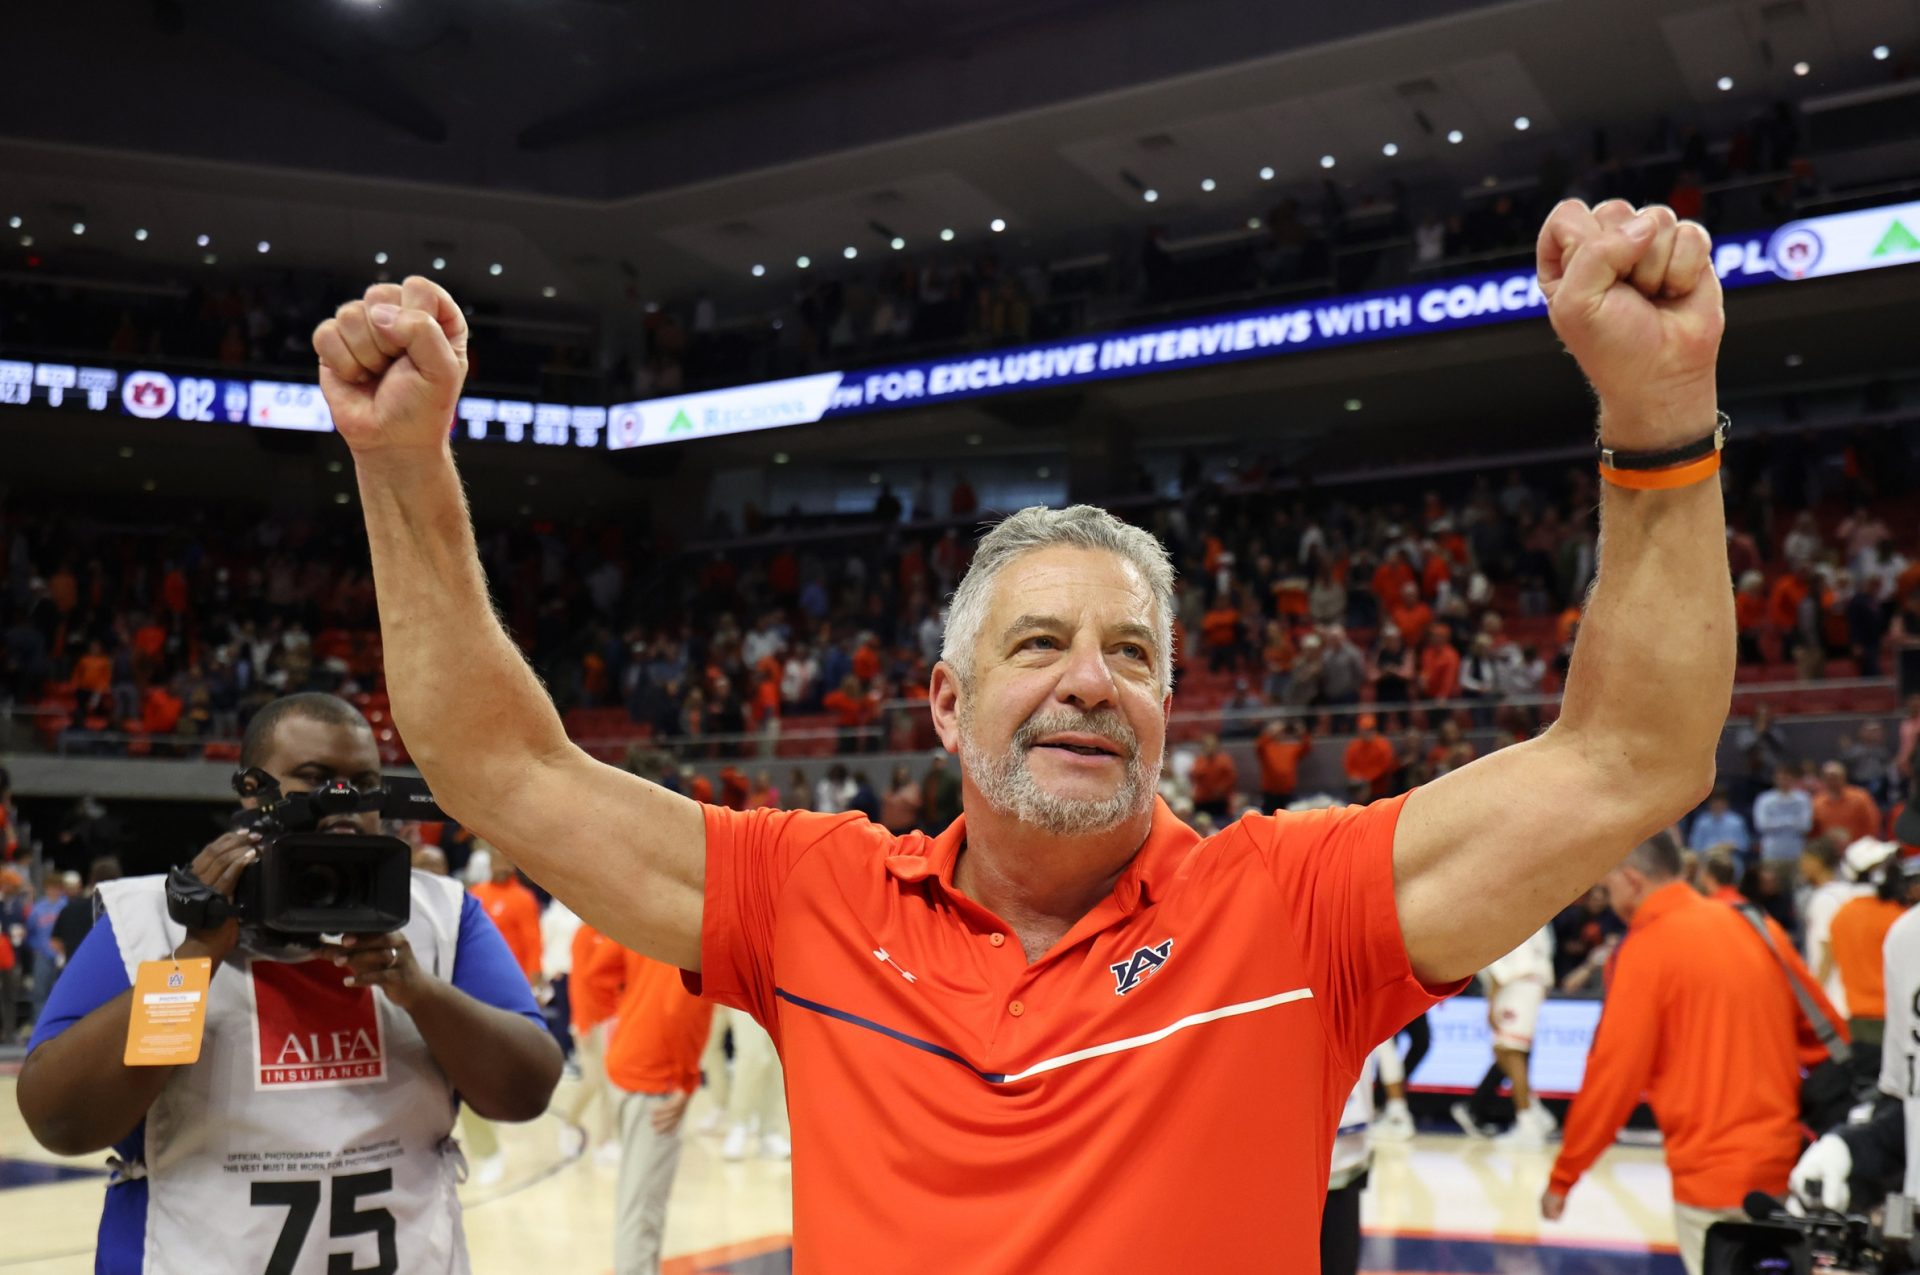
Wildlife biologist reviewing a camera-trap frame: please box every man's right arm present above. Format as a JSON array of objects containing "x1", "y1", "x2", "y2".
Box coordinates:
[{"x1": 315, "y1": 279, "x2": 703, "y2": 970}]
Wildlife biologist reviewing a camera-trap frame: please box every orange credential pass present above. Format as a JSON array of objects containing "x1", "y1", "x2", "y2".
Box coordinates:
[{"x1": 125, "y1": 959, "x2": 213, "y2": 1066}]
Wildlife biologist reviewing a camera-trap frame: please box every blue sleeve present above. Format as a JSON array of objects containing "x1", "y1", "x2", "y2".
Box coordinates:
[
  {"x1": 26, "y1": 910, "x2": 132, "y2": 1055},
  {"x1": 1731, "y1": 815, "x2": 1751, "y2": 852},
  {"x1": 1688, "y1": 815, "x2": 1711, "y2": 851},
  {"x1": 450, "y1": 893, "x2": 547, "y2": 1031}
]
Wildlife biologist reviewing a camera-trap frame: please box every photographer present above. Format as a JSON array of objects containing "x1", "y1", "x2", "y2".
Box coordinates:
[
  {"x1": 1792, "y1": 854, "x2": 1920, "y2": 1222},
  {"x1": 15, "y1": 692, "x2": 562, "y2": 1274}
]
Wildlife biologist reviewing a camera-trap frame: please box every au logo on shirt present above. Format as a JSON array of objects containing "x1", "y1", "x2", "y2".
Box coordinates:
[{"x1": 1110, "y1": 939, "x2": 1174, "y2": 995}]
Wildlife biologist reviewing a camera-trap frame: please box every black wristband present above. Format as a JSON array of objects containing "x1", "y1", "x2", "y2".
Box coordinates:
[
  {"x1": 1599, "y1": 411, "x2": 1730, "y2": 471},
  {"x1": 166, "y1": 865, "x2": 237, "y2": 932}
]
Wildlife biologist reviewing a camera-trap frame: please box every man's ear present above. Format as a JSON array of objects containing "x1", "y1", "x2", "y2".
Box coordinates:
[{"x1": 928, "y1": 662, "x2": 963, "y2": 755}]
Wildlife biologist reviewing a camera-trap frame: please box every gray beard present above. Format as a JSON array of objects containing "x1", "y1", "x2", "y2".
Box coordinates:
[{"x1": 957, "y1": 699, "x2": 1155, "y2": 838}]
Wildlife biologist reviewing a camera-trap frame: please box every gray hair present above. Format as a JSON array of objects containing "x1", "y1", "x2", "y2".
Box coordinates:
[
  {"x1": 941, "y1": 505, "x2": 1176, "y2": 696},
  {"x1": 1622, "y1": 829, "x2": 1683, "y2": 882}
]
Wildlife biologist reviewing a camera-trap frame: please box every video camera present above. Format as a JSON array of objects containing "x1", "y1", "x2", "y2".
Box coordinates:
[
  {"x1": 1705, "y1": 1192, "x2": 1916, "y2": 1274},
  {"x1": 167, "y1": 772, "x2": 446, "y2": 944}
]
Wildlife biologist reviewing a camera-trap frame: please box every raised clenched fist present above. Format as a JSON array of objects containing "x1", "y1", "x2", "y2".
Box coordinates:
[
  {"x1": 1536, "y1": 199, "x2": 1724, "y2": 450},
  {"x1": 312, "y1": 277, "x2": 470, "y2": 459}
]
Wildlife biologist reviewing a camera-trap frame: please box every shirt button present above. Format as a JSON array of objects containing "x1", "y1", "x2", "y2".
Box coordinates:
[
  {"x1": 1008, "y1": 1000, "x2": 1025, "y2": 1017},
  {"x1": 989, "y1": 933, "x2": 1005, "y2": 947}
]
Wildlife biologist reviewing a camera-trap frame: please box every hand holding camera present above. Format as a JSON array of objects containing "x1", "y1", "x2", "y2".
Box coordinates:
[{"x1": 174, "y1": 829, "x2": 262, "y2": 964}]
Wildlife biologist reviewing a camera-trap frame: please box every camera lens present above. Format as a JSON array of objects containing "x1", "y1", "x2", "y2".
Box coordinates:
[{"x1": 295, "y1": 863, "x2": 343, "y2": 908}]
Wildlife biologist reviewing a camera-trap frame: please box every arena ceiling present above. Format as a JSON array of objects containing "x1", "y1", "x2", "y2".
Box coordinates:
[{"x1": 1, "y1": 0, "x2": 1914, "y2": 310}]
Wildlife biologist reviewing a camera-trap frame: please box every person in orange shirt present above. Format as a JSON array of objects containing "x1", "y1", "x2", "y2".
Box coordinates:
[
  {"x1": 1255, "y1": 720, "x2": 1311, "y2": 813},
  {"x1": 1768, "y1": 570, "x2": 1811, "y2": 649},
  {"x1": 1828, "y1": 850, "x2": 1918, "y2": 1080},
  {"x1": 1733, "y1": 570, "x2": 1767, "y2": 664},
  {"x1": 560, "y1": 924, "x2": 626, "y2": 1161},
  {"x1": 323, "y1": 210, "x2": 1738, "y2": 1272},
  {"x1": 604, "y1": 946, "x2": 714, "y2": 1275},
  {"x1": 1811, "y1": 761, "x2": 1881, "y2": 852},
  {"x1": 1201, "y1": 601, "x2": 1242, "y2": 673},
  {"x1": 1343, "y1": 713, "x2": 1398, "y2": 799},
  {"x1": 470, "y1": 846, "x2": 542, "y2": 984},
  {"x1": 1544, "y1": 832, "x2": 1845, "y2": 1275},
  {"x1": 851, "y1": 635, "x2": 882, "y2": 685},
  {"x1": 822, "y1": 675, "x2": 874, "y2": 754},
  {"x1": 72, "y1": 640, "x2": 112, "y2": 716},
  {"x1": 1388, "y1": 581, "x2": 1434, "y2": 650},
  {"x1": 1372, "y1": 549, "x2": 1416, "y2": 613},
  {"x1": 1418, "y1": 625, "x2": 1461, "y2": 703},
  {"x1": 1188, "y1": 734, "x2": 1237, "y2": 822}
]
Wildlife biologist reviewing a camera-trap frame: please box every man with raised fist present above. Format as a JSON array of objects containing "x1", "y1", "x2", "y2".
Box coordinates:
[{"x1": 314, "y1": 197, "x2": 1732, "y2": 1271}]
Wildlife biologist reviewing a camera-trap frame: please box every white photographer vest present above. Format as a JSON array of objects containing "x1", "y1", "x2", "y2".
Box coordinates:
[
  {"x1": 98, "y1": 871, "x2": 473, "y2": 1274},
  {"x1": 1329, "y1": 1050, "x2": 1378, "y2": 1191}
]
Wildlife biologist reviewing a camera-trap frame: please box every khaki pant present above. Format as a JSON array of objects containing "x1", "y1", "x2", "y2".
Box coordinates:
[
  {"x1": 614, "y1": 1091, "x2": 686, "y2": 1275},
  {"x1": 1672, "y1": 1202, "x2": 1744, "y2": 1275},
  {"x1": 558, "y1": 1020, "x2": 615, "y2": 1145},
  {"x1": 704, "y1": 1006, "x2": 788, "y2": 1137}
]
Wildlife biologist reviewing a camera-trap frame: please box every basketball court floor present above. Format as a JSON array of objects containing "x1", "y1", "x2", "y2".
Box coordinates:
[{"x1": 0, "y1": 1067, "x2": 1683, "y2": 1273}]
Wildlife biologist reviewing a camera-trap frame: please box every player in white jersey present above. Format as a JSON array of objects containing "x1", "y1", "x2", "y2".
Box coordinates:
[
  {"x1": 1453, "y1": 924, "x2": 1558, "y2": 1148},
  {"x1": 1792, "y1": 855, "x2": 1919, "y2": 1213},
  {"x1": 17, "y1": 693, "x2": 563, "y2": 1274}
]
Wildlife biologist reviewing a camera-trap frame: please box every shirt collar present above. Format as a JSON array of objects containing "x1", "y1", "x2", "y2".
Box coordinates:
[
  {"x1": 884, "y1": 795, "x2": 1199, "y2": 915},
  {"x1": 1631, "y1": 879, "x2": 1701, "y2": 932}
]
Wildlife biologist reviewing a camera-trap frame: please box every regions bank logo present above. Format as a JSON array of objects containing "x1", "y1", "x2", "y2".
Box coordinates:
[
  {"x1": 1110, "y1": 938, "x2": 1174, "y2": 995},
  {"x1": 1768, "y1": 225, "x2": 1824, "y2": 279},
  {"x1": 251, "y1": 959, "x2": 386, "y2": 1090}
]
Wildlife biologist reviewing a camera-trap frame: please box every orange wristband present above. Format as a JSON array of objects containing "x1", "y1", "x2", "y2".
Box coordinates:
[{"x1": 1599, "y1": 450, "x2": 1721, "y2": 491}]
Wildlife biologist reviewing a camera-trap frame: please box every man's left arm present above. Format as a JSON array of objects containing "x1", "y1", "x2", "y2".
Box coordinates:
[
  {"x1": 326, "y1": 895, "x2": 561, "y2": 1122},
  {"x1": 1544, "y1": 948, "x2": 1662, "y2": 1216},
  {"x1": 1395, "y1": 200, "x2": 1732, "y2": 983}
]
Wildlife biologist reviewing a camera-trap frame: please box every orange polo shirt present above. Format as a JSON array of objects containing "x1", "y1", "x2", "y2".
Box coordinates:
[
  {"x1": 1344, "y1": 735, "x2": 1398, "y2": 797},
  {"x1": 570, "y1": 925, "x2": 625, "y2": 1033},
  {"x1": 1829, "y1": 895, "x2": 1907, "y2": 1020},
  {"x1": 1550, "y1": 882, "x2": 1844, "y2": 1209},
  {"x1": 470, "y1": 878, "x2": 542, "y2": 984},
  {"x1": 1188, "y1": 750, "x2": 1237, "y2": 804},
  {"x1": 1255, "y1": 734, "x2": 1311, "y2": 796},
  {"x1": 689, "y1": 794, "x2": 1459, "y2": 1272},
  {"x1": 604, "y1": 948, "x2": 714, "y2": 1096},
  {"x1": 1812, "y1": 785, "x2": 1881, "y2": 846}
]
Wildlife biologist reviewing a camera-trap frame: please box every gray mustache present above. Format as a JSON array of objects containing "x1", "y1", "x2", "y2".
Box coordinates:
[{"x1": 1015, "y1": 710, "x2": 1138, "y2": 760}]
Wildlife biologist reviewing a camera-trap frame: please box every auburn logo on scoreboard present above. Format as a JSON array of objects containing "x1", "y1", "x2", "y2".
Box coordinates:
[{"x1": 250, "y1": 959, "x2": 387, "y2": 1090}]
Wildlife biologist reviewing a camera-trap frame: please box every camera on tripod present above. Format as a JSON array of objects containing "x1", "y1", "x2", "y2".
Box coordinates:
[
  {"x1": 1705, "y1": 1192, "x2": 1917, "y2": 1274},
  {"x1": 167, "y1": 771, "x2": 446, "y2": 942}
]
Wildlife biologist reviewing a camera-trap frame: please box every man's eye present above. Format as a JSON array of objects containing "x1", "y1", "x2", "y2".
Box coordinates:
[
  {"x1": 1025, "y1": 636, "x2": 1058, "y2": 650},
  {"x1": 1118, "y1": 644, "x2": 1147, "y2": 660}
]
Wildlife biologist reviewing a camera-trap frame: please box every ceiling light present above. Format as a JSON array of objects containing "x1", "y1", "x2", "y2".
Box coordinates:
[
  {"x1": 843, "y1": 246, "x2": 858, "y2": 259},
  {"x1": 257, "y1": 240, "x2": 270, "y2": 253},
  {"x1": 1143, "y1": 189, "x2": 1159, "y2": 203},
  {"x1": 71, "y1": 222, "x2": 85, "y2": 235},
  {"x1": 772, "y1": 452, "x2": 790, "y2": 465},
  {"x1": 989, "y1": 218, "x2": 1007, "y2": 233},
  {"x1": 541, "y1": 285, "x2": 557, "y2": 298},
  {"x1": 1036, "y1": 466, "x2": 1051, "y2": 479},
  {"x1": 1513, "y1": 116, "x2": 1531, "y2": 131},
  {"x1": 965, "y1": 433, "x2": 983, "y2": 446},
  {"x1": 1447, "y1": 129, "x2": 1464, "y2": 144},
  {"x1": 868, "y1": 472, "x2": 882, "y2": 484},
  {"x1": 5, "y1": 216, "x2": 18, "y2": 229},
  {"x1": 939, "y1": 228, "x2": 955, "y2": 241},
  {"x1": 1200, "y1": 178, "x2": 1216, "y2": 192},
  {"x1": 142, "y1": 479, "x2": 157, "y2": 492},
  {"x1": 431, "y1": 256, "x2": 446, "y2": 270},
  {"x1": 890, "y1": 237, "x2": 905, "y2": 250},
  {"x1": 373, "y1": 251, "x2": 388, "y2": 264},
  {"x1": 1319, "y1": 154, "x2": 1336, "y2": 169},
  {"x1": 1793, "y1": 61, "x2": 1811, "y2": 76},
  {"x1": 796, "y1": 255, "x2": 811, "y2": 268},
  {"x1": 118, "y1": 446, "x2": 135, "y2": 459},
  {"x1": 333, "y1": 492, "x2": 351, "y2": 505},
  {"x1": 750, "y1": 263, "x2": 766, "y2": 277},
  {"x1": 202, "y1": 252, "x2": 217, "y2": 264},
  {"x1": 1258, "y1": 166, "x2": 1275, "y2": 181},
  {"x1": 1873, "y1": 45, "x2": 1890, "y2": 61},
  {"x1": 18, "y1": 235, "x2": 31, "y2": 247},
  {"x1": 1344, "y1": 398, "x2": 1363, "y2": 412},
  {"x1": 134, "y1": 228, "x2": 149, "y2": 241},
  {"x1": 1381, "y1": 142, "x2": 1399, "y2": 157},
  {"x1": 197, "y1": 233, "x2": 210, "y2": 246},
  {"x1": 1247, "y1": 217, "x2": 1262, "y2": 230},
  {"x1": 327, "y1": 460, "x2": 344, "y2": 473},
  {"x1": 1785, "y1": 353, "x2": 1804, "y2": 368},
  {"x1": 488, "y1": 262, "x2": 503, "y2": 276},
  {"x1": 1716, "y1": 75, "x2": 1734, "y2": 91}
]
